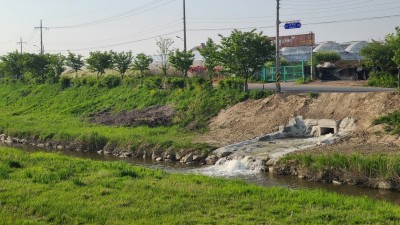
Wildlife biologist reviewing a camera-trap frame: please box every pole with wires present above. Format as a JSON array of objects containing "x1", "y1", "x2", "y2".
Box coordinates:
[
  {"x1": 17, "y1": 37, "x2": 26, "y2": 54},
  {"x1": 183, "y1": 0, "x2": 188, "y2": 77},
  {"x1": 275, "y1": 0, "x2": 281, "y2": 92}
]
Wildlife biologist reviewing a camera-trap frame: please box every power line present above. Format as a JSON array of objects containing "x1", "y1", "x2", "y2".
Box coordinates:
[
  {"x1": 46, "y1": 19, "x2": 181, "y2": 46},
  {"x1": 281, "y1": 1, "x2": 400, "y2": 16},
  {"x1": 46, "y1": 30, "x2": 182, "y2": 52},
  {"x1": 48, "y1": 0, "x2": 176, "y2": 29}
]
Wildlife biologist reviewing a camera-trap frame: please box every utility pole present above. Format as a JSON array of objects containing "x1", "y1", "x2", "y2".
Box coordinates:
[
  {"x1": 17, "y1": 37, "x2": 26, "y2": 54},
  {"x1": 183, "y1": 0, "x2": 188, "y2": 77},
  {"x1": 275, "y1": 0, "x2": 281, "y2": 92},
  {"x1": 34, "y1": 19, "x2": 48, "y2": 55},
  {"x1": 310, "y1": 32, "x2": 314, "y2": 80}
]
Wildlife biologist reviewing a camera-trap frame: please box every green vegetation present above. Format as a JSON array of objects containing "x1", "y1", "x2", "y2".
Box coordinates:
[
  {"x1": 282, "y1": 153, "x2": 400, "y2": 181},
  {"x1": 1, "y1": 147, "x2": 399, "y2": 224},
  {"x1": 168, "y1": 49, "x2": 195, "y2": 76},
  {"x1": 0, "y1": 76, "x2": 271, "y2": 151},
  {"x1": 361, "y1": 27, "x2": 400, "y2": 88},
  {"x1": 367, "y1": 71, "x2": 399, "y2": 88},
  {"x1": 309, "y1": 51, "x2": 341, "y2": 67},
  {"x1": 295, "y1": 77, "x2": 310, "y2": 84},
  {"x1": 373, "y1": 110, "x2": 400, "y2": 134}
]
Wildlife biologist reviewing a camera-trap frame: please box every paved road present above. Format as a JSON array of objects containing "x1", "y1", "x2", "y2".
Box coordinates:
[{"x1": 248, "y1": 82, "x2": 397, "y2": 93}]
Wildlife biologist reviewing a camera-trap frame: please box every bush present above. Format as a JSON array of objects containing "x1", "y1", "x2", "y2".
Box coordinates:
[
  {"x1": 373, "y1": 110, "x2": 400, "y2": 134},
  {"x1": 367, "y1": 71, "x2": 398, "y2": 88},
  {"x1": 166, "y1": 77, "x2": 186, "y2": 90},
  {"x1": 217, "y1": 78, "x2": 243, "y2": 91},
  {"x1": 248, "y1": 90, "x2": 273, "y2": 100},
  {"x1": 98, "y1": 76, "x2": 121, "y2": 89},
  {"x1": 59, "y1": 76, "x2": 71, "y2": 90},
  {"x1": 78, "y1": 132, "x2": 108, "y2": 151}
]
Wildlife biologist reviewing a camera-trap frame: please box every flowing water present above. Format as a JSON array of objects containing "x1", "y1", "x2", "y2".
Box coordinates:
[{"x1": 8, "y1": 143, "x2": 400, "y2": 205}]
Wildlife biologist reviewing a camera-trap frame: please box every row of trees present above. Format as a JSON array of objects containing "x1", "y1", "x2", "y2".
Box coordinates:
[
  {"x1": 169, "y1": 29, "x2": 275, "y2": 91},
  {"x1": 0, "y1": 29, "x2": 276, "y2": 90},
  {"x1": 0, "y1": 50, "x2": 154, "y2": 83}
]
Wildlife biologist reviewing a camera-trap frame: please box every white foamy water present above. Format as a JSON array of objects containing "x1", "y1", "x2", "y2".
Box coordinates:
[
  {"x1": 194, "y1": 133, "x2": 340, "y2": 177},
  {"x1": 194, "y1": 156, "x2": 265, "y2": 177}
]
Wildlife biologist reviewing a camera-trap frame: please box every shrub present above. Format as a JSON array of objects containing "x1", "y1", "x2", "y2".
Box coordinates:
[
  {"x1": 60, "y1": 76, "x2": 71, "y2": 90},
  {"x1": 373, "y1": 110, "x2": 400, "y2": 134},
  {"x1": 78, "y1": 132, "x2": 108, "y2": 151},
  {"x1": 248, "y1": 90, "x2": 273, "y2": 100},
  {"x1": 217, "y1": 78, "x2": 243, "y2": 91},
  {"x1": 98, "y1": 76, "x2": 121, "y2": 89},
  {"x1": 367, "y1": 71, "x2": 398, "y2": 88}
]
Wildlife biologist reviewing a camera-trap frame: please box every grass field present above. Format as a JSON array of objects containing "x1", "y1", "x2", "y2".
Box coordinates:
[{"x1": 1, "y1": 147, "x2": 400, "y2": 224}]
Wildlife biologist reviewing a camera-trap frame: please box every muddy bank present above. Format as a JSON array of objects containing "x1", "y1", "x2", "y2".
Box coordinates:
[
  {"x1": 0, "y1": 134, "x2": 212, "y2": 165},
  {"x1": 271, "y1": 161, "x2": 400, "y2": 190},
  {"x1": 89, "y1": 105, "x2": 175, "y2": 127}
]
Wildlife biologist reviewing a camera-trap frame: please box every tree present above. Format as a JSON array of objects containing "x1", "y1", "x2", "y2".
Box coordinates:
[
  {"x1": 156, "y1": 37, "x2": 174, "y2": 76},
  {"x1": 387, "y1": 27, "x2": 400, "y2": 88},
  {"x1": 65, "y1": 51, "x2": 84, "y2": 76},
  {"x1": 360, "y1": 41, "x2": 396, "y2": 73},
  {"x1": 86, "y1": 51, "x2": 113, "y2": 79},
  {"x1": 23, "y1": 53, "x2": 50, "y2": 83},
  {"x1": 0, "y1": 51, "x2": 25, "y2": 80},
  {"x1": 132, "y1": 53, "x2": 153, "y2": 77},
  {"x1": 311, "y1": 51, "x2": 341, "y2": 67},
  {"x1": 219, "y1": 29, "x2": 274, "y2": 91},
  {"x1": 112, "y1": 51, "x2": 133, "y2": 79},
  {"x1": 169, "y1": 49, "x2": 194, "y2": 76},
  {"x1": 47, "y1": 54, "x2": 66, "y2": 83},
  {"x1": 198, "y1": 38, "x2": 220, "y2": 81}
]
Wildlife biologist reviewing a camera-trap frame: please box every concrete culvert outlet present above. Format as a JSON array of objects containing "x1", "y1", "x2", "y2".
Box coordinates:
[{"x1": 320, "y1": 127, "x2": 335, "y2": 136}]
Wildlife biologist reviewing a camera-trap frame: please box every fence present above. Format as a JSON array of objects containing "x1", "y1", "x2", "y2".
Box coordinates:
[{"x1": 262, "y1": 61, "x2": 306, "y2": 82}]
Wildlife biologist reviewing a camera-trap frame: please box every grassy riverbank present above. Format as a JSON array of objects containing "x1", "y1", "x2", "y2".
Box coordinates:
[
  {"x1": 1, "y1": 147, "x2": 400, "y2": 224},
  {"x1": 0, "y1": 77, "x2": 269, "y2": 153}
]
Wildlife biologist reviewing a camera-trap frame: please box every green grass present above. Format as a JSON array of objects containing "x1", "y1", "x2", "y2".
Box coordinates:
[
  {"x1": 1, "y1": 147, "x2": 400, "y2": 224},
  {"x1": 0, "y1": 76, "x2": 267, "y2": 152},
  {"x1": 373, "y1": 110, "x2": 400, "y2": 134},
  {"x1": 282, "y1": 152, "x2": 400, "y2": 180}
]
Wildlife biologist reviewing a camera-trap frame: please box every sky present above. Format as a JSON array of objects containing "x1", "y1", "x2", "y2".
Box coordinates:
[{"x1": 0, "y1": 0, "x2": 399, "y2": 57}]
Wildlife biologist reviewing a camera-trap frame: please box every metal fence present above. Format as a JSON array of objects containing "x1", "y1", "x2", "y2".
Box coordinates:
[{"x1": 262, "y1": 61, "x2": 305, "y2": 82}]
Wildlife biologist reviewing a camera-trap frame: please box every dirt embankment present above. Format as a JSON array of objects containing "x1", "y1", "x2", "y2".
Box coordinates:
[
  {"x1": 90, "y1": 106, "x2": 175, "y2": 127},
  {"x1": 198, "y1": 92, "x2": 400, "y2": 151}
]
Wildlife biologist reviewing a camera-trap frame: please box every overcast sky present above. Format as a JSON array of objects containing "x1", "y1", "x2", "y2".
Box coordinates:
[{"x1": 0, "y1": 0, "x2": 399, "y2": 57}]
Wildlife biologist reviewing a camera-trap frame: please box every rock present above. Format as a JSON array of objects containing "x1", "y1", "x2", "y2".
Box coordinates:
[
  {"x1": 378, "y1": 181, "x2": 392, "y2": 190},
  {"x1": 266, "y1": 159, "x2": 276, "y2": 166},
  {"x1": 0, "y1": 134, "x2": 6, "y2": 142},
  {"x1": 97, "y1": 150, "x2": 104, "y2": 154},
  {"x1": 122, "y1": 152, "x2": 132, "y2": 157},
  {"x1": 152, "y1": 152, "x2": 161, "y2": 160},
  {"x1": 56, "y1": 145, "x2": 64, "y2": 150},
  {"x1": 156, "y1": 157, "x2": 163, "y2": 162},
  {"x1": 4, "y1": 137, "x2": 13, "y2": 144},
  {"x1": 332, "y1": 180, "x2": 342, "y2": 185},
  {"x1": 175, "y1": 153, "x2": 182, "y2": 161},
  {"x1": 180, "y1": 153, "x2": 194, "y2": 164},
  {"x1": 205, "y1": 155, "x2": 219, "y2": 165},
  {"x1": 20, "y1": 139, "x2": 28, "y2": 144},
  {"x1": 165, "y1": 154, "x2": 175, "y2": 160},
  {"x1": 37, "y1": 143, "x2": 45, "y2": 148}
]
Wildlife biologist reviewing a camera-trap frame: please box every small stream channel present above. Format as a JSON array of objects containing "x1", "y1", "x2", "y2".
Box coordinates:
[{"x1": 9, "y1": 143, "x2": 400, "y2": 205}]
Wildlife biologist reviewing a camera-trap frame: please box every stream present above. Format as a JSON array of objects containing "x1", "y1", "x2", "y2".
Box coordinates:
[{"x1": 10, "y1": 143, "x2": 400, "y2": 205}]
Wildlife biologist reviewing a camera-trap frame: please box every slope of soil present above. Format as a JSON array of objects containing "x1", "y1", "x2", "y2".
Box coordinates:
[
  {"x1": 198, "y1": 92, "x2": 400, "y2": 150},
  {"x1": 90, "y1": 105, "x2": 175, "y2": 127}
]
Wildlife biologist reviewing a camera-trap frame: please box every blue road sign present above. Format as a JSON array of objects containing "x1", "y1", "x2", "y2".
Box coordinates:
[{"x1": 284, "y1": 22, "x2": 302, "y2": 29}]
